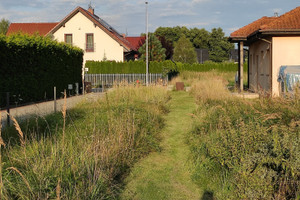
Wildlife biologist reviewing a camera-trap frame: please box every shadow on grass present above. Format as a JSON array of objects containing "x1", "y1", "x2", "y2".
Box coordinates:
[
  {"x1": 201, "y1": 190, "x2": 214, "y2": 200},
  {"x1": 1, "y1": 107, "x2": 87, "y2": 146}
]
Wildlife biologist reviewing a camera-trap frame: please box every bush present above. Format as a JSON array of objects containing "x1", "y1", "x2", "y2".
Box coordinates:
[
  {"x1": 189, "y1": 82, "x2": 300, "y2": 199},
  {"x1": 0, "y1": 33, "x2": 83, "y2": 107}
]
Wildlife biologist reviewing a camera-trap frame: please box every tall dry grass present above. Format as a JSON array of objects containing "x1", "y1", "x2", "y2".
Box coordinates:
[
  {"x1": 0, "y1": 85, "x2": 169, "y2": 199},
  {"x1": 189, "y1": 73, "x2": 231, "y2": 103},
  {"x1": 187, "y1": 71, "x2": 300, "y2": 199}
]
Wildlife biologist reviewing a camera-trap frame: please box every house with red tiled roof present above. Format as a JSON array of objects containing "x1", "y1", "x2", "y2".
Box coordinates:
[
  {"x1": 125, "y1": 36, "x2": 145, "y2": 60},
  {"x1": 6, "y1": 23, "x2": 58, "y2": 36},
  {"x1": 7, "y1": 6, "x2": 136, "y2": 63},
  {"x1": 229, "y1": 6, "x2": 300, "y2": 96}
]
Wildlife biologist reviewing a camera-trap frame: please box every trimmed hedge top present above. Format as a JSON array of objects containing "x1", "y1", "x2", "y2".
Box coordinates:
[{"x1": 85, "y1": 60, "x2": 246, "y2": 74}]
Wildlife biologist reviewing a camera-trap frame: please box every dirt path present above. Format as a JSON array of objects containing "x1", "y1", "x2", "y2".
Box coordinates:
[
  {"x1": 121, "y1": 91, "x2": 201, "y2": 200},
  {"x1": 1, "y1": 93, "x2": 103, "y2": 127}
]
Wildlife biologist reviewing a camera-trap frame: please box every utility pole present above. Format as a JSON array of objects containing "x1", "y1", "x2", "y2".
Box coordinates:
[{"x1": 145, "y1": 1, "x2": 149, "y2": 86}]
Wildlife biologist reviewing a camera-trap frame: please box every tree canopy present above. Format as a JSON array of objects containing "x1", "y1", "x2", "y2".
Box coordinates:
[
  {"x1": 0, "y1": 18, "x2": 10, "y2": 35},
  {"x1": 138, "y1": 33, "x2": 166, "y2": 62},
  {"x1": 208, "y1": 28, "x2": 234, "y2": 62},
  {"x1": 173, "y1": 35, "x2": 197, "y2": 64},
  {"x1": 154, "y1": 26, "x2": 234, "y2": 62}
]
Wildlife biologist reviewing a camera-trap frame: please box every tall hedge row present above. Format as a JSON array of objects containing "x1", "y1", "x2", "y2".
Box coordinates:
[
  {"x1": 85, "y1": 60, "x2": 247, "y2": 74},
  {"x1": 0, "y1": 34, "x2": 83, "y2": 108},
  {"x1": 86, "y1": 60, "x2": 174, "y2": 74}
]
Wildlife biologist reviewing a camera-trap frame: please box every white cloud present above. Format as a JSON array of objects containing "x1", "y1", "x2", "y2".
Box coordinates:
[
  {"x1": 192, "y1": 0, "x2": 210, "y2": 4},
  {"x1": 1, "y1": 0, "x2": 300, "y2": 37}
]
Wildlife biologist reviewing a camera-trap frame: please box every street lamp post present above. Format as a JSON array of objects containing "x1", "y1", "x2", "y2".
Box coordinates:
[{"x1": 145, "y1": 1, "x2": 149, "y2": 86}]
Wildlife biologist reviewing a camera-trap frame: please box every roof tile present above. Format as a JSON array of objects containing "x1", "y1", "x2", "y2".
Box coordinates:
[
  {"x1": 262, "y1": 6, "x2": 300, "y2": 30},
  {"x1": 230, "y1": 17, "x2": 275, "y2": 38},
  {"x1": 230, "y1": 6, "x2": 300, "y2": 39},
  {"x1": 125, "y1": 36, "x2": 145, "y2": 51},
  {"x1": 6, "y1": 23, "x2": 58, "y2": 36}
]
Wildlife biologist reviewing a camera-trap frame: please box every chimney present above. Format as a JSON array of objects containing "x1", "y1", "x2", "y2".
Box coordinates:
[{"x1": 88, "y1": 3, "x2": 94, "y2": 15}]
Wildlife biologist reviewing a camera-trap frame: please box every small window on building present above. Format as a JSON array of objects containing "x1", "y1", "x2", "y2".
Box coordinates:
[
  {"x1": 86, "y1": 33, "x2": 94, "y2": 52},
  {"x1": 64, "y1": 34, "x2": 72, "y2": 45}
]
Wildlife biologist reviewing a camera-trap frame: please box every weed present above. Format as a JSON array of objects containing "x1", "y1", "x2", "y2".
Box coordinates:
[{"x1": 188, "y1": 72, "x2": 300, "y2": 199}]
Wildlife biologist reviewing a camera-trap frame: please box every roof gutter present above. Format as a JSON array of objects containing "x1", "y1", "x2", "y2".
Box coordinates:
[
  {"x1": 260, "y1": 29, "x2": 300, "y2": 36},
  {"x1": 228, "y1": 37, "x2": 247, "y2": 43}
]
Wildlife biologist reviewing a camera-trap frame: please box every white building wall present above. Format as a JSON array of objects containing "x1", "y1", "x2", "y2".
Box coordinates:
[
  {"x1": 272, "y1": 36, "x2": 300, "y2": 96},
  {"x1": 249, "y1": 39, "x2": 271, "y2": 93},
  {"x1": 53, "y1": 12, "x2": 124, "y2": 63}
]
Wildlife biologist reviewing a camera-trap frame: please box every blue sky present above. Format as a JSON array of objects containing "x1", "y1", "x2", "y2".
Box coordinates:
[{"x1": 0, "y1": 0, "x2": 299, "y2": 36}]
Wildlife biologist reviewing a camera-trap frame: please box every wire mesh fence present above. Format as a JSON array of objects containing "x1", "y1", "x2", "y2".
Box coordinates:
[{"x1": 84, "y1": 73, "x2": 168, "y2": 88}]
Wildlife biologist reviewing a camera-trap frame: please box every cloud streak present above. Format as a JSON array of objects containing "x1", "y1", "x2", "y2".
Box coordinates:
[{"x1": 1, "y1": 0, "x2": 299, "y2": 36}]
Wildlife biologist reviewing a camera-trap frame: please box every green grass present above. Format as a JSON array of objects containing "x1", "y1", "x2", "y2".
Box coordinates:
[
  {"x1": 120, "y1": 91, "x2": 201, "y2": 200},
  {"x1": 0, "y1": 85, "x2": 170, "y2": 199},
  {"x1": 186, "y1": 71, "x2": 300, "y2": 199}
]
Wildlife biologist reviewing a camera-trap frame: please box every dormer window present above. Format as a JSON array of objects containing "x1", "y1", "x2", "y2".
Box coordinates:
[{"x1": 64, "y1": 34, "x2": 72, "y2": 45}]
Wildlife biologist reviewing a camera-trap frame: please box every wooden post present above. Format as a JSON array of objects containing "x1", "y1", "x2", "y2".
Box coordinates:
[{"x1": 238, "y1": 41, "x2": 244, "y2": 92}]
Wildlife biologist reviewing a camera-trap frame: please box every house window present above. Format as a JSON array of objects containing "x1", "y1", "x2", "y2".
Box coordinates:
[
  {"x1": 64, "y1": 34, "x2": 72, "y2": 45},
  {"x1": 86, "y1": 33, "x2": 94, "y2": 52}
]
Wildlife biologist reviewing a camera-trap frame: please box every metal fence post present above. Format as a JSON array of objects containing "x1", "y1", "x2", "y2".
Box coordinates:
[
  {"x1": 54, "y1": 87, "x2": 57, "y2": 113},
  {"x1": 6, "y1": 92, "x2": 10, "y2": 126}
]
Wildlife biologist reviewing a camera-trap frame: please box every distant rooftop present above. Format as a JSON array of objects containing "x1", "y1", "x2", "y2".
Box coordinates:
[{"x1": 6, "y1": 23, "x2": 58, "y2": 36}]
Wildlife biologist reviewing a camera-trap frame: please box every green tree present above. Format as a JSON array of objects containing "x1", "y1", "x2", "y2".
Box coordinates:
[
  {"x1": 158, "y1": 36, "x2": 174, "y2": 59},
  {"x1": 186, "y1": 28, "x2": 210, "y2": 49},
  {"x1": 208, "y1": 27, "x2": 234, "y2": 62},
  {"x1": 173, "y1": 35, "x2": 197, "y2": 64},
  {"x1": 0, "y1": 18, "x2": 10, "y2": 35},
  {"x1": 155, "y1": 26, "x2": 189, "y2": 44},
  {"x1": 138, "y1": 33, "x2": 166, "y2": 61}
]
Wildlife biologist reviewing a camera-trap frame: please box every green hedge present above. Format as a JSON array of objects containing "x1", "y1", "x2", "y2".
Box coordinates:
[
  {"x1": 176, "y1": 61, "x2": 247, "y2": 72},
  {"x1": 0, "y1": 34, "x2": 83, "y2": 107},
  {"x1": 86, "y1": 60, "x2": 174, "y2": 74},
  {"x1": 85, "y1": 60, "x2": 247, "y2": 74}
]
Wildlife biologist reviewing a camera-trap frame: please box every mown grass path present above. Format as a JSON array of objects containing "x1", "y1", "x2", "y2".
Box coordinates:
[{"x1": 121, "y1": 91, "x2": 201, "y2": 200}]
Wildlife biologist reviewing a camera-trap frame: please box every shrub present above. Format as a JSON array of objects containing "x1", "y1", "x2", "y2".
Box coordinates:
[
  {"x1": 188, "y1": 76, "x2": 300, "y2": 199},
  {"x1": 0, "y1": 33, "x2": 83, "y2": 107}
]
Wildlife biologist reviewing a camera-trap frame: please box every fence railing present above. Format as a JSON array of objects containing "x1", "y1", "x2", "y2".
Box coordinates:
[{"x1": 84, "y1": 74, "x2": 168, "y2": 88}]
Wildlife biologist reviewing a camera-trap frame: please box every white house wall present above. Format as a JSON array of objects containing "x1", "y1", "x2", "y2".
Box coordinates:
[
  {"x1": 249, "y1": 39, "x2": 271, "y2": 93},
  {"x1": 53, "y1": 12, "x2": 124, "y2": 63},
  {"x1": 272, "y1": 36, "x2": 300, "y2": 96}
]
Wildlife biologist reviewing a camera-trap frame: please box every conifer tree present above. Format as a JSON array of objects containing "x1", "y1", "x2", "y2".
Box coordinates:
[
  {"x1": 173, "y1": 35, "x2": 197, "y2": 64},
  {"x1": 0, "y1": 18, "x2": 10, "y2": 35},
  {"x1": 138, "y1": 33, "x2": 166, "y2": 61}
]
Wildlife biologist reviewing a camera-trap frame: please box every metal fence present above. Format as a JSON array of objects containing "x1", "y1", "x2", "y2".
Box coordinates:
[{"x1": 85, "y1": 74, "x2": 168, "y2": 88}]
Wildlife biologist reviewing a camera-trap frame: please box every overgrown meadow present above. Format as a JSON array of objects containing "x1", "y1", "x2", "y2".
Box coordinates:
[
  {"x1": 0, "y1": 85, "x2": 169, "y2": 199},
  {"x1": 185, "y1": 71, "x2": 300, "y2": 199}
]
